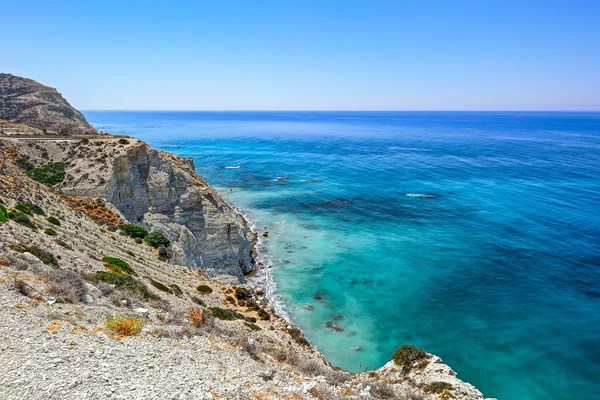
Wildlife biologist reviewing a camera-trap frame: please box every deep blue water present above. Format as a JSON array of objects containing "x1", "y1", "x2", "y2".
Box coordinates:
[{"x1": 84, "y1": 111, "x2": 600, "y2": 400}]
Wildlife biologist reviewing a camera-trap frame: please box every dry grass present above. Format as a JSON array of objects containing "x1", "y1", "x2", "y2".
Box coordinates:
[
  {"x1": 187, "y1": 306, "x2": 205, "y2": 328},
  {"x1": 104, "y1": 315, "x2": 144, "y2": 336},
  {"x1": 45, "y1": 269, "x2": 87, "y2": 303},
  {"x1": 369, "y1": 381, "x2": 399, "y2": 399}
]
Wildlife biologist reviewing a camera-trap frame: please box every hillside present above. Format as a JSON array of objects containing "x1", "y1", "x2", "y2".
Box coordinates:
[{"x1": 0, "y1": 74, "x2": 95, "y2": 134}]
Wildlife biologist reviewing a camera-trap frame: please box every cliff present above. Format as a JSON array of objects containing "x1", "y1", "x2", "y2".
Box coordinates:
[
  {"x1": 0, "y1": 73, "x2": 96, "y2": 134},
  {"x1": 8, "y1": 137, "x2": 255, "y2": 283}
]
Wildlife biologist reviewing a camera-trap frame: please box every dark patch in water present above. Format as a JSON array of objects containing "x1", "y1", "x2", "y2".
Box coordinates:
[
  {"x1": 313, "y1": 290, "x2": 329, "y2": 301},
  {"x1": 300, "y1": 198, "x2": 350, "y2": 212}
]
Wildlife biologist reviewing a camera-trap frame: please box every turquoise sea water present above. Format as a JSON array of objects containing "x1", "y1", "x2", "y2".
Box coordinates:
[{"x1": 85, "y1": 111, "x2": 600, "y2": 400}]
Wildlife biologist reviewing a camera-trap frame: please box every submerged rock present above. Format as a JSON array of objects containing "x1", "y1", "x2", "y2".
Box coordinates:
[{"x1": 324, "y1": 321, "x2": 345, "y2": 332}]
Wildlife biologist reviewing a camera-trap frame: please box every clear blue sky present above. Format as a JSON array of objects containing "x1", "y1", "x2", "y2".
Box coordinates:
[{"x1": 2, "y1": 1, "x2": 599, "y2": 110}]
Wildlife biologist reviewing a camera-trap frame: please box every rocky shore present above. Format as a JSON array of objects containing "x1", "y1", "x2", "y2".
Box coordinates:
[{"x1": 0, "y1": 74, "x2": 494, "y2": 400}]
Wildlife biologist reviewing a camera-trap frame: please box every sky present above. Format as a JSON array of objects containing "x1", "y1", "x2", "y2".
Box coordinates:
[{"x1": 2, "y1": 1, "x2": 599, "y2": 111}]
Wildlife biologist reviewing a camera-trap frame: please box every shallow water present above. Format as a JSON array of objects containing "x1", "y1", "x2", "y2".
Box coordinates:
[{"x1": 85, "y1": 111, "x2": 600, "y2": 400}]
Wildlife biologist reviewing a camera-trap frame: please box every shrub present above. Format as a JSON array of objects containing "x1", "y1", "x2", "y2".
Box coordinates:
[
  {"x1": 24, "y1": 203, "x2": 45, "y2": 215},
  {"x1": 16, "y1": 158, "x2": 34, "y2": 171},
  {"x1": 0, "y1": 204, "x2": 8, "y2": 222},
  {"x1": 105, "y1": 315, "x2": 144, "y2": 336},
  {"x1": 157, "y1": 245, "x2": 168, "y2": 261},
  {"x1": 191, "y1": 296, "x2": 206, "y2": 306},
  {"x1": 147, "y1": 278, "x2": 172, "y2": 293},
  {"x1": 45, "y1": 269, "x2": 87, "y2": 303},
  {"x1": 44, "y1": 228, "x2": 57, "y2": 236},
  {"x1": 424, "y1": 382, "x2": 454, "y2": 394},
  {"x1": 288, "y1": 327, "x2": 310, "y2": 346},
  {"x1": 209, "y1": 307, "x2": 244, "y2": 321},
  {"x1": 8, "y1": 210, "x2": 36, "y2": 230},
  {"x1": 88, "y1": 271, "x2": 158, "y2": 301},
  {"x1": 46, "y1": 216, "x2": 61, "y2": 226},
  {"x1": 14, "y1": 204, "x2": 33, "y2": 215},
  {"x1": 102, "y1": 256, "x2": 136, "y2": 275},
  {"x1": 257, "y1": 308, "x2": 270, "y2": 321},
  {"x1": 196, "y1": 284, "x2": 213, "y2": 294},
  {"x1": 13, "y1": 279, "x2": 32, "y2": 297},
  {"x1": 144, "y1": 231, "x2": 170, "y2": 248},
  {"x1": 109, "y1": 290, "x2": 139, "y2": 308},
  {"x1": 55, "y1": 239, "x2": 72, "y2": 250},
  {"x1": 369, "y1": 381, "x2": 398, "y2": 399},
  {"x1": 187, "y1": 307, "x2": 205, "y2": 328},
  {"x1": 12, "y1": 244, "x2": 58, "y2": 267},
  {"x1": 26, "y1": 162, "x2": 66, "y2": 186},
  {"x1": 169, "y1": 284, "x2": 183, "y2": 296},
  {"x1": 392, "y1": 345, "x2": 428, "y2": 373},
  {"x1": 118, "y1": 223, "x2": 148, "y2": 239},
  {"x1": 245, "y1": 322, "x2": 261, "y2": 331}
]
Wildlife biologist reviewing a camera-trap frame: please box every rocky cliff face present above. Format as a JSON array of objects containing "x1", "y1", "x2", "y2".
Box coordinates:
[
  {"x1": 10, "y1": 137, "x2": 255, "y2": 283},
  {"x1": 105, "y1": 142, "x2": 255, "y2": 282},
  {"x1": 0, "y1": 73, "x2": 96, "y2": 134}
]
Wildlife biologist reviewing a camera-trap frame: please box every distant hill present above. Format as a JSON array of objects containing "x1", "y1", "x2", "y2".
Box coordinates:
[{"x1": 0, "y1": 73, "x2": 96, "y2": 134}]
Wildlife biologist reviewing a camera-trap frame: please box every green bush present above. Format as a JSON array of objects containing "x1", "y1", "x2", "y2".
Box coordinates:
[
  {"x1": 424, "y1": 382, "x2": 453, "y2": 394},
  {"x1": 46, "y1": 216, "x2": 61, "y2": 226},
  {"x1": 147, "y1": 277, "x2": 172, "y2": 293},
  {"x1": 8, "y1": 210, "x2": 36, "y2": 230},
  {"x1": 245, "y1": 322, "x2": 261, "y2": 331},
  {"x1": 0, "y1": 204, "x2": 8, "y2": 223},
  {"x1": 102, "y1": 256, "x2": 136, "y2": 275},
  {"x1": 12, "y1": 245, "x2": 58, "y2": 267},
  {"x1": 16, "y1": 158, "x2": 34, "y2": 171},
  {"x1": 44, "y1": 228, "x2": 57, "y2": 236},
  {"x1": 88, "y1": 271, "x2": 158, "y2": 301},
  {"x1": 196, "y1": 284, "x2": 213, "y2": 294},
  {"x1": 25, "y1": 203, "x2": 45, "y2": 215},
  {"x1": 144, "y1": 231, "x2": 170, "y2": 248},
  {"x1": 209, "y1": 307, "x2": 244, "y2": 321},
  {"x1": 257, "y1": 308, "x2": 270, "y2": 321},
  {"x1": 26, "y1": 162, "x2": 66, "y2": 186},
  {"x1": 14, "y1": 204, "x2": 32, "y2": 215},
  {"x1": 118, "y1": 223, "x2": 148, "y2": 239},
  {"x1": 14, "y1": 203, "x2": 45, "y2": 216},
  {"x1": 288, "y1": 327, "x2": 310, "y2": 346},
  {"x1": 392, "y1": 345, "x2": 428, "y2": 373}
]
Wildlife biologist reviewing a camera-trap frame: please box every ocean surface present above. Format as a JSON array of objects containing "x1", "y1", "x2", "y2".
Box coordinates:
[{"x1": 84, "y1": 111, "x2": 600, "y2": 400}]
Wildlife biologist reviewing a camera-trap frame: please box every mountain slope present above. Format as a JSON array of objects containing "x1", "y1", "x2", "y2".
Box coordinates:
[{"x1": 0, "y1": 73, "x2": 95, "y2": 134}]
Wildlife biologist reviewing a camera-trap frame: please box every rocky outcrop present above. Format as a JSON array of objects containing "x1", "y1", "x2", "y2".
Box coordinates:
[
  {"x1": 9, "y1": 137, "x2": 255, "y2": 283},
  {"x1": 0, "y1": 73, "x2": 95, "y2": 134},
  {"x1": 105, "y1": 142, "x2": 255, "y2": 282}
]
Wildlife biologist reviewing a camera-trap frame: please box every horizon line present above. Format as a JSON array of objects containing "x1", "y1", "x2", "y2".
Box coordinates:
[{"x1": 81, "y1": 109, "x2": 600, "y2": 113}]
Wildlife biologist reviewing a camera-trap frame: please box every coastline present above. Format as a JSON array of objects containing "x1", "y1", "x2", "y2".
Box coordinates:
[
  {"x1": 230, "y1": 201, "x2": 291, "y2": 322},
  {"x1": 0, "y1": 132, "x2": 494, "y2": 400}
]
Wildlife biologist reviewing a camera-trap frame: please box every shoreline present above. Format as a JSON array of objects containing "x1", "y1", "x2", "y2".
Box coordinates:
[
  {"x1": 230, "y1": 201, "x2": 291, "y2": 322},
  {"x1": 1, "y1": 133, "x2": 494, "y2": 399}
]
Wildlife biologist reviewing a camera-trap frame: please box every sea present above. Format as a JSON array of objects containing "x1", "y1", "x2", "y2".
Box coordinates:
[{"x1": 84, "y1": 111, "x2": 600, "y2": 400}]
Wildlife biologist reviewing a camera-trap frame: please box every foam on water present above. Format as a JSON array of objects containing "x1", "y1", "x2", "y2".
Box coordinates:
[{"x1": 85, "y1": 111, "x2": 600, "y2": 400}]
